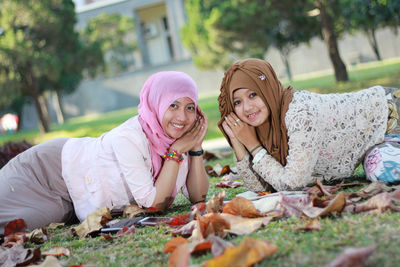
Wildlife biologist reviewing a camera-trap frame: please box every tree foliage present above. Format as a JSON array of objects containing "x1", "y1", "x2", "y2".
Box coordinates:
[
  {"x1": 182, "y1": 0, "x2": 351, "y2": 81},
  {"x1": 80, "y1": 13, "x2": 137, "y2": 76},
  {"x1": 0, "y1": 0, "x2": 91, "y2": 132},
  {"x1": 342, "y1": 0, "x2": 400, "y2": 61}
]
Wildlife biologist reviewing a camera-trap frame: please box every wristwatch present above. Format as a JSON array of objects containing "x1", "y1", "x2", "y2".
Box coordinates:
[{"x1": 188, "y1": 149, "x2": 204, "y2": 156}]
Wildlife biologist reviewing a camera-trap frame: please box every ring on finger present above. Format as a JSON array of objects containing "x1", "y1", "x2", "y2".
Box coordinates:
[{"x1": 235, "y1": 119, "x2": 240, "y2": 122}]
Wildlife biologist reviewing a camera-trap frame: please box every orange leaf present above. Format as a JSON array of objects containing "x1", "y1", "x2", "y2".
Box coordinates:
[
  {"x1": 164, "y1": 237, "x2": 188, "y2": 253},
  {"x1": 198, "y1": 213, "x2": 230, "y2": 238},
  {"x1": 4, "y1": 219, "x2": 27, "y2": 236},
  {"x1": 296, "y1": 218, "x2": 320, "y2": 231},
  {"x1": 191, "y1": 241, "x2": 212, "y2": 254},
  {"x1": 222, "y1": 197, "x2": 264, "y2": 218},
  {"x1": 206, "y1": 191, "x2": 226, "y2": 214},
  {"x1": 303, "y1": 192, "x2": 346, "y2": 218},
  {"x1": 219, "y1": 165, "x2": 232, "y2": 176},
  {"x1": 168, "y1": 243, "x2": 190, "y2": 267},
  {"x1": 42, "y1": 246, "x2": 71, "y2": 257},
  {"x1": 205, "y1": 238, "x2": 277, "y2": 267}
]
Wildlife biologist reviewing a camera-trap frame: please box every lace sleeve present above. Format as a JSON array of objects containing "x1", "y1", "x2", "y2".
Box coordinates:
[
  {"x1": 251, "y1": 109, "x2": 321, "y2": 191},
  {"x1": 234, "y1": 153, "x2": 273, "y2": 192}
]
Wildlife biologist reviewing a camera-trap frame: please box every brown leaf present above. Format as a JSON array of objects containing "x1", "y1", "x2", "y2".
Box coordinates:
[
  {"x1": 391, "y1": 188, "x2": 400, "y2": 202},
  {"x1": 205, "y1": 165, "x2": 218, "y2": 177},
  {"x1": 215, "y1": 180, "x2": 243, "y2": 188},
  {"x1": 168, "y1": 243, "x2": 190, "y2": 267},
  {"x1": 347, "y1": 192, "x2": 400, "y2": 214},
  {"x1": 219, "y1": 165, "x2": 232, "y2": 176},
  {"x1": 116, "y1": 225, "x2": 136, "y2": 236},
  {"x1": 16, "y1": 247, "x2": 41, "y2": 266},
  {"x1": 205, "y1": 238, "x2": 278, "y2": 267},
  {"x1": 4, "y1": 219, "x2": 27, "y2": 236},
  {"x1": 222, "y1": 197, "x2": 264, "y2": 218},
  {"x1": 326, "y1": 245, "x2": 376, "y2": 267},
  {"x1": 303, "y1": 192, "x2": 346, "y2": 218},
  {"x1": 198, "y1": 213, "x2": 230, "y2": 239},
  {"x1": 72, "y1": 207, "x2": 112, "y2": 238},
  {"x1": 46, "y1": 223, "x2": 65, "y2": 230},
  {"x1": 42, "y1": 246, "x2": 71, "y2": 257},
  {"x1": 219, "y1": 213, "x2": 272, "y2": 235},
  {"x1": 163, "y1": 237, "x2": 188, "y2": 253},
  {"x1": 0, "y1": 245, "x2": 29, "y2": 266},
  {"x1": 190, "y1": 240, "x2": 212, "y2": 254},
  {"x1": 172, "y1": 220, "x2": 197, "y2": 238},
  {"x1": 26, "y1": 228, "x2": 48, "y2": 244},
  {"x1": 296, "y1": 218, "x2": 320, "y2": 231},
  {"x1": 123, "y1": 205, "x2": 145, "y2": 218},
  {"x1": 100, "y1": 233, "x2": 115, "y2": 242},
  {"x1": 206, "y1": 234, "x2": 234, "y2": 257},
  {"x1": 2, "y1": 232, "x2": 26, "y2": 248},
  {"x1": 206, "y1": 191, "x2": 226, "y2": 214},
  {"x1": 203, "y1": 151, "x2": 217, "y2": 161},
  {"x1": 358, "y1": 181, "x2": 393, "y2": 198}
]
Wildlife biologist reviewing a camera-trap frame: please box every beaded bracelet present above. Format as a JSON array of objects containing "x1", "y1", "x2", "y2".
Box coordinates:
[{"x1": 163, "y1": 150, "x2": 184, "y2": 164}]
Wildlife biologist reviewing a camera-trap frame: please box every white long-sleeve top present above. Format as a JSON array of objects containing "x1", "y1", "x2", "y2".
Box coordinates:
[
  {"x1": 62, "y1": 116, "x2": 189, "y2": 221},
  {"x1": 236, "y1": 86, "x2": 388, "y2": 192}
]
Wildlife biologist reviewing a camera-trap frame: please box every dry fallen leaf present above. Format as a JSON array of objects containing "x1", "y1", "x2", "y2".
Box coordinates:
[
  {"x1": 205, "y1": 165, "x2": 218, "y2": 177},
  {"x1": 116, "y1": 225, "x2": 136, "y2": 236},
  {"x1": 26, "y1": 228, "x2": 48, "y2": 244},
  {"x1": 222, "y1": 197, "x2": 264, "y2": 218},
  {"x1": 198, "y1": 213, "x2": 230, "y2": 239},
  {"x1": 219, "y1": 213, "x2": 272, "y2": 235},
  {"x1": 72, "y1": 207, "x2": 112, "y2": 238},
  {"x1": 164, "y1": 236, "x2": 188, "y2": 253},
  {"x1": 173, "y1": 220, "x2": 197, "y2": 238},
  {"x1": 347, "y1": 192, "x2": 400, "y2": 214},
  {"x1": 46, "y1": 223, "x2": 65, "y2": 230},
  {"x1": 168, "y1": 243, "x2": 190, "y2": 267},
  {"x1": 325, "y1": 245, "x2": 376, "y2": 267},
  {"x1": 206, "y1": 234, "x2": 234, "y2": 257},
  {"x1": 296, "y1": 218, "x2": 321, "y2": 231},
  {"x1": 203, "y1": 151, "x2": 217, "y2": 161},
  {"x1": 215, "y1": 180, "x2": 243, "y2": 188},
  {"x1": 303, "y1": 192, "x2": 346, "y2": 218},
  {"x1": 205, "y1": 238, "x2": 278, "y2": 267},
  {"x1": 4, "y1": 218, "x2": 27, "y2": 237},
  {"x1": 206, "y1": 191, "x2": 226, "y2": 214},
  {"x1": 42, "y1": 246, "x2": 71, "y2": 257}
]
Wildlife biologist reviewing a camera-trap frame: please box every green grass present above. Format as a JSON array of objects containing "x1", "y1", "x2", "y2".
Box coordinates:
[
  {"x1": 1, "y1": 58, "x2": 400, "y2": 146},
  {"x1": 31, "y1": 155, "x2": 400, "y2": 266}
]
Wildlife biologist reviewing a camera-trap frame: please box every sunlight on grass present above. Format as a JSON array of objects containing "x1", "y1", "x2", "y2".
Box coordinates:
[{"x1": 1, "y1": 58, "x2": 399, "y2": 145}]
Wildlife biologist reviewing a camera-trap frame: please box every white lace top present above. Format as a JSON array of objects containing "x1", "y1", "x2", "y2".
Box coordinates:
[{"x1": 235, "y1": 86, "x2": 388, "y2": 192}]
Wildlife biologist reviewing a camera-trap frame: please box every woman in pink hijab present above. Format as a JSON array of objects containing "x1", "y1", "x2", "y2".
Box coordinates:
[{"x1": 0, "y1": 71, "x2": 209, "y2": 233}]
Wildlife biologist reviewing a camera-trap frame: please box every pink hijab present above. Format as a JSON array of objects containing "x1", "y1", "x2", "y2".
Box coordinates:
[{"x1": 138, "y1": 71, "x2": 198, "y2": 179}]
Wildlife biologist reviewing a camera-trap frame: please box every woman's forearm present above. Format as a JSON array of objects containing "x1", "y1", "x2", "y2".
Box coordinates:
[
  {"x1": 231, "y1": 138, "x2": 247, "y2": 161},
  {"x1": 152, "y1": 160, "x2": 180, "y2": 211},
  {"x1": 186, "y1": 154, "x2": 209, "y2": 203}
]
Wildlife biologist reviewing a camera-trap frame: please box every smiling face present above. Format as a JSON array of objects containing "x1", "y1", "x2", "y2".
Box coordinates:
[
  {"x1": 162, "y1": 97, "x2": 196, "y2": 139},
  {"x1": 232, "y1": 88, "x2": 269, "y2": 127}
]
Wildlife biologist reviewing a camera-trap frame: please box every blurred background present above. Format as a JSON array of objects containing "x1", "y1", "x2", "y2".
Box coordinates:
[{"x1": 0, "y1": 0, "x2": 399, "y2": 145}]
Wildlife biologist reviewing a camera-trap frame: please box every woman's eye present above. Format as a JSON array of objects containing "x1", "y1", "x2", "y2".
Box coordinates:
[
  {"x1": 170, "y1": 103, "x2": 178, "y2": 109},
  {"x1": 187, "y1": 105, "x2": 195, "y2": 111},
  {"x1": 233, "y1": 100, "x2": 240, "y2": 106},
  {"x1": 249, "y1": 92, "x2": 257, "y2": 98}
]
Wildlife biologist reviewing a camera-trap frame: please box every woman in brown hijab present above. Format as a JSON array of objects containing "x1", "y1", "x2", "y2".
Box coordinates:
[{"x1": 218, "y1": 58, "x2": 398, "y2": 192}]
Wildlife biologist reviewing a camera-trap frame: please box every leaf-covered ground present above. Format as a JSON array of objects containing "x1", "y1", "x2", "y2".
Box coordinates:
[{"x1": 4, "y1": 153, "x2": 397, "y2": 267}]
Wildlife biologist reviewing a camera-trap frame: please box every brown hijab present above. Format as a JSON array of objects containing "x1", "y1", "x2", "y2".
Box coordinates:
[{"x1": 217, "y1": 58, "x2": 293, "y2": 166}]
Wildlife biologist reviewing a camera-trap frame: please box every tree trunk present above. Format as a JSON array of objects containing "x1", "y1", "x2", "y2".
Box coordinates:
[
  {"x1": 54, "y1": 91, "x2": 66, "y2": 124},
  {"x1": 279, "y1": 48, "x2": 293, "y2": 81},
  {"x1": 366, "y1": 28, "x2": 382, "y2": 61},
  {"x1": 32, "y1": 91, "x2": 50, "y2": 133},
  {"x1": 315, "y1": 0, "x2": 349, "y2": 82}
]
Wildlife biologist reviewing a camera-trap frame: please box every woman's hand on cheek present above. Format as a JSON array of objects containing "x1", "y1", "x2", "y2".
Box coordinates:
[
  {"x1": 224, "y1": 113, "x2": 258, "y2": 148},
  {"x1": 170, "y1": 118, "x2": 203, "y2": 153},
  {"x1": 193, "y1": 108, "x2": 208, "y2": 149},
  {"x1": 222, "y1": 121, "x2": 236, "y2": 140}
]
